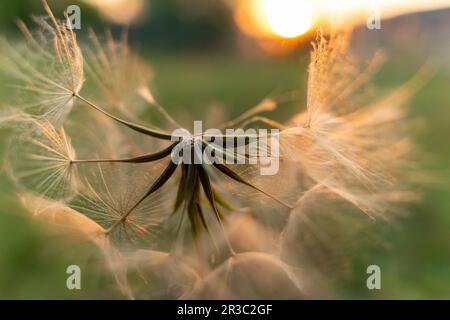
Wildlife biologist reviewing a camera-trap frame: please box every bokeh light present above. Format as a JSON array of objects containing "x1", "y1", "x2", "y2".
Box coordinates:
[
  {"x1": 262, "y1": 0, "x2": 313, "y2": 38},
  {"x1": 83, "y1": 0, "x2": 146, "y2": 24}
]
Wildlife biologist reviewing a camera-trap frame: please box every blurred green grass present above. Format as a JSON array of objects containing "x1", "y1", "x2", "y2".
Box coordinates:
[{"x1": 0, "y1": 52, "x2": 449, "y2": 299}]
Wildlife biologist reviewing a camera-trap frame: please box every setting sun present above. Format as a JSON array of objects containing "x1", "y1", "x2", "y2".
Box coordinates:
[{"x1": 262, "y1": 0, "x2": 314, "y2": 38}]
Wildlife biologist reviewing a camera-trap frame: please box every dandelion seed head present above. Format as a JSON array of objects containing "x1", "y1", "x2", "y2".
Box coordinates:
[{"x1": 0, "y1": 2, "x2": 428, "y2": 299}]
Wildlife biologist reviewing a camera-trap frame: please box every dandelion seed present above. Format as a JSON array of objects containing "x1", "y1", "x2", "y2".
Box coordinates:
[
  {"x1": 6, "y1": 119, "x2": 79, "y2": 200},
  {"x1": 85, "y1": 28, "x2": 153, "y2": 119},
  {"x1": 0, "y1": 1, "x2": 84, "y2": 127},
  {"x1": 280, "y1": 31, "x2": 427, "y2": 217},
  {"x1": 71, "y1": 162, "x2": 174, "y2": 244}
]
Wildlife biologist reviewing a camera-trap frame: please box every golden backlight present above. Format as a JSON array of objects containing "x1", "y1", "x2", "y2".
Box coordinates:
[
  {"x1": 233, "y1": 0, "x2": 450, "y2": 42},
  {"x1": 83, "y1": 0, "x2": 145, "y2": 24},
  {"x1": 262, "y1": 0, "x2": 314, "y2": 38}
]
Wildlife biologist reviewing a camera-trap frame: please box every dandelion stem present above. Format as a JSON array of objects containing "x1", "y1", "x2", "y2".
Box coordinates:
[
  {"x1": 199, "y1": 165, "x2": 235, "y2": 257},
  {"x1": 218, "y1": 98, "x2": 277, "y2": 130},
  {"x1": 239, "y1": 116, "x2": 288, "y2": 130},
  {"x1": 213, "y1": 163, "x2": 294, "y2": 209},
  {"x1": 75, "y1": 94, "x2": 174, "y2": 140},
  {"x1": 71, "y1": 142, "x2": 176, "y2": 164}
]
